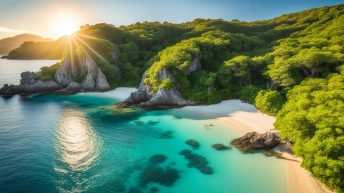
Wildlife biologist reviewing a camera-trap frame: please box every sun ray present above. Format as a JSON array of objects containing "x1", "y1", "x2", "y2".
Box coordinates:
[{"x1": 73, "y1": 35, "x2": 111, "y2": 65}]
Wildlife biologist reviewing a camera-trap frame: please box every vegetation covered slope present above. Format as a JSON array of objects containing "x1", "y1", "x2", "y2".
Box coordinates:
[
  {"x1": 0, "y1": 34, "x2": 51, "y2": 55},
  {"x1": 5, "y1": 4, "x2": 344, "y2": 191}
]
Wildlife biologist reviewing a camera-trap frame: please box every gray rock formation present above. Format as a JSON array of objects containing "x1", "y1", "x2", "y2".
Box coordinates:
[
  {"x1": 0, "y1": 72, "x2": 63, "y2": 96},
  {"x1": 55, "y1": 53, "x2": 110, "y2": 92},
  {"x1": 0, "y1": 52, "x2": 117, "y2": 96},
  {"x1": 231, "y1": 131, "x2": 281, "y2": 150},
  {"x1": 120, "y1": 56, "x2": 201, "y2": 108}
]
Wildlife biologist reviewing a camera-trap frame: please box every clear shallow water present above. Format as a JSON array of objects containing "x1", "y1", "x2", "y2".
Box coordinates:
[
  {"x1": 0, "y1": 59, "x2": 58, "y2": 87},
  {"x1": 0, "y1": 60, "x2": 293, "y2": 193}
]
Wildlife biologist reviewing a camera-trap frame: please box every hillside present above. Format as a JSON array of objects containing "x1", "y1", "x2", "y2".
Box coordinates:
[
  {"x1": 2, "y1": 5, "x2": 344, "y2": 192},
  {"x1": 0, "y1": 34, "x2": 51, "y2": 55}
]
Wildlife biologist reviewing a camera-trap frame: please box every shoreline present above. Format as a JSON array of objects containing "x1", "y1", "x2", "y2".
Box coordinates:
[{"x1": 179, "y1": 99, "x2": 333, "y2": 193}]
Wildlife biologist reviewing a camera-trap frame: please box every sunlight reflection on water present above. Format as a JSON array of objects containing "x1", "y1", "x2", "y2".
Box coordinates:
[{"x1": 55, "y1": 109, "x2": 101, "y2": 172}]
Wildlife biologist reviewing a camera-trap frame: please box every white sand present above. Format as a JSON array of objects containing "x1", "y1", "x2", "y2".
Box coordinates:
[
  {"x1": 99, "y1": 87, "x2": 137, "y2": 101},
  {"x1": 181, "y1": 99, "x2": 333, "y2": 193},
  {"x1": 101, "y1": 91, "x2": 332, "y2": 193},
  {"x1": 181, "y1": 99, "x2": 275, "y2": 133}
]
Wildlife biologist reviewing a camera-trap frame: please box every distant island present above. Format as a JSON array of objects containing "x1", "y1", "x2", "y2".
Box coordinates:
[
  {"x1": 0, "y1": 4, "x2": 343, "y2": 193},
  {"x1": 0, "y1": 34, "x2": 51, "y2": 55}
]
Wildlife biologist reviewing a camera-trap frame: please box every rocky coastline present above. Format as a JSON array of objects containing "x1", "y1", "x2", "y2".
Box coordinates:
[{"x1": 0, "y1": 53, "x2": 111, "y2": 97}]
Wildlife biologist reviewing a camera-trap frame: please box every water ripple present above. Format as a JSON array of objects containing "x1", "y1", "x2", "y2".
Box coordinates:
[{"x1": 54, "y1": 109, "x2": 102, "y2": 192}]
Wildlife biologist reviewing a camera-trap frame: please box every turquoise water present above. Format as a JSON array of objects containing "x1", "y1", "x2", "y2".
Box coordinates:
[
  {"x1": 0, "y1": 93, "x2": 292, "y2": 193},
  {"x1": 0, "y1": 60, "x2": 292, "y2": 193}
]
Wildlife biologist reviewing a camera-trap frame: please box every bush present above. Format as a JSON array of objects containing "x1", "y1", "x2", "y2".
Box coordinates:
[
  {"x1": 239, "y1": 85, "x2": 259, "y2": 103},
  {"x1": 254, "y1": 89, "x2": 285, "y2": 116},
  {"x1": 37, "y1": 63, "x2": 61, "y2": 81}
]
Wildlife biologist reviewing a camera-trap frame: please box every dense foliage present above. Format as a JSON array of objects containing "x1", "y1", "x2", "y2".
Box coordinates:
[
  {"x1": 4, "y1": 5, "x2": 344, "y2": 191},
  {"x1": 255, "y1": 90, "x2": 285, "y2": 116},
  {"x1": 275, "y1": 67, "x2": 344, "y2": 192},
  {"x1": 36, "y1": 62, "x2": 61, "y2": 81}
]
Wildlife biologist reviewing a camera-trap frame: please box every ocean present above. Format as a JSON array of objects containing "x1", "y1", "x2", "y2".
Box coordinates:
[{"x1": 0, "y1": 59, "x2": 295, "y2": 193}]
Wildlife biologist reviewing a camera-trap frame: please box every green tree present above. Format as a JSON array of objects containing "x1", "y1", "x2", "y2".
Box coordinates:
[{"x1": 255, "y1": 90, "x2": 285, "y2": 116}]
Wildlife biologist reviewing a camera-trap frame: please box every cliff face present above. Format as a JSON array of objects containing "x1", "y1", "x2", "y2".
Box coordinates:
[
  {"x1": 0, "y1": 53, "x2": 115, "y2": 96},
  {"x1": 55, "y1": 53, "x2": 110, "y2": 93},
  {"x1": 121, "y1": 56, "x2": 201, "y2": 108}
]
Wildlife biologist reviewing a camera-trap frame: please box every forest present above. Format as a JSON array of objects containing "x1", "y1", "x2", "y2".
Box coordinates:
[{"x1": 5, "y1": 4, "x2": 344, "y2": 192}]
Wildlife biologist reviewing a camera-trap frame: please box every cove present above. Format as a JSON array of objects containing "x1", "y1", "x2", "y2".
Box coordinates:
[{"x1": 0, "y1": 92, "x2": 292, "y2": 193}]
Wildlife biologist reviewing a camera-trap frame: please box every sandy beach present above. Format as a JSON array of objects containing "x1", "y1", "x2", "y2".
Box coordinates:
[
  {"x1": 181, "y1": 99, "x2": 333, "y2": 193},
  {"x1": 108, "y1": 88, "x2": 332, "y2": 193}
]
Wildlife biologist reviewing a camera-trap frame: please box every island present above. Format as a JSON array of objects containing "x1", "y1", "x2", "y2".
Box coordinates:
[{"x1": 0, "y1": 4, "x2": 343, "y2": 193}]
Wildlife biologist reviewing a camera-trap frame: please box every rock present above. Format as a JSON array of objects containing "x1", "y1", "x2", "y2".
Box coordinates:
[
  {"x1": 55, "y1": 53, "x2": 111, "y2": 91},
  {"x1": 1, "y1": 51, "x2": 116, "y2": 96},
  {"x1": 231, "y1": 131, "x2": 281, "y2": 151},
  {"x1": 149, "y1": 154, "x2": 167, "y2": 164},
  {"x1": 0, "y1": 72, "x2": 63, "y2": 96},
  {"x1": 140, "y1": 167, "x2": 180, "y2": 187},
  {"x1": 212, "y1": 144, "x2": 230, "y2": 151},
  {"x1": 185, "y1": 139, "x2": 200, "y2": 149},
  {"x1": 20, "y1": 72, "x2": 38, "y2": 85},
  {"x1": 179, "y1": 149, "x2": 213, "y2": 175},
  {"x1": 159, "y1": 131, "x2": 173, "y2": 139},
  {"x1": 118, "y1": 56, "x2": 201, "y2": 109}
]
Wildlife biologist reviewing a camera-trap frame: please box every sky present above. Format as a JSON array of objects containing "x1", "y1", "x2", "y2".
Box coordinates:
[{"x1": 0, "y1": 0, "x2": 343, "y2": 39}]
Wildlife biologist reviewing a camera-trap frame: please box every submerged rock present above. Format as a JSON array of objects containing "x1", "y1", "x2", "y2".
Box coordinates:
[
  {"x1": 140, "y1": 167, "x2": 180, "y2": 187},
  {"x1": 179, "y1": 149, "x2": 213, "y2": 175},
  {"x1": 212, "y1": 144, "x2": 231, "y2": 151},
  {"x1": 231, "y1": 131, "x2": 281, "y2": 151},
  {"x1": 185, "y1": 139, "x2": 200, "y2": 149},
  {"x1": 159, "y1": 131, "x2": 173, "y2": 139},
  {"x1": 149, "y1": 154, "x2": 167, "y2": 164}
]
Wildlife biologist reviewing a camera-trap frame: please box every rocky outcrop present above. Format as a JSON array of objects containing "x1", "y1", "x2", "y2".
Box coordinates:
[
  {"x1": 0, "y1": 72, "x2": 63, "y2": 96},
  {"x1": 231, "y1": 131, "x2": 281, "y2": 151},
  {"x1": 0, "y1": 52, "x2": 117, "y2": 96},
  {"x1": 118, "y1": 56, "x2": 201, "y2": 108},
  {"x1": 55, "y1": 53, "x2": 111, "y2": 93}
]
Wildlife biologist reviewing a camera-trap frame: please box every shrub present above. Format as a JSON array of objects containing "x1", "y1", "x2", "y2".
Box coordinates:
[{"x1": 254, "y1": 89, "x2": 285, "y2": 116}]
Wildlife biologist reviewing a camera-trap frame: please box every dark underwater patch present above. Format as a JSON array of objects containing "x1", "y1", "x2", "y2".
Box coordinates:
[
  {"x1": 140, "y1": 166, "x2": 180, "y2": 187},
  {"x1": 179, "y1": 149, "x2": 214, "y2": 175},
  {"x1": 149, "y1": 154, "x2": 167, "y2": 165},
  {"x1": 185, "y1": 139, "x2": 200, "y2": 149},
  {"x1": 158, "y1": 130, "x2": 173, "y2": 139}
]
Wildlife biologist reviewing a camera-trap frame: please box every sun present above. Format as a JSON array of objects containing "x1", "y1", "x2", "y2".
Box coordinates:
[{"x1": 53, "y1": 14, "x2": 80, "y2": 37}]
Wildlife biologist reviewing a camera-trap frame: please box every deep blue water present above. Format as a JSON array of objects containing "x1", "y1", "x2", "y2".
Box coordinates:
[{"x1": 0, "y1": 60, "x2": 295, "y2": 193}]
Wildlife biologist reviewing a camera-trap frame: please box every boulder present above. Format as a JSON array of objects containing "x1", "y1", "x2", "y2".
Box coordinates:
[
  {"x1": 118, "y1": 56, "x2": 201, "y2": 109},
  {"x1": 231, "y1": 131, "x2": 281, "y2": 151}
]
